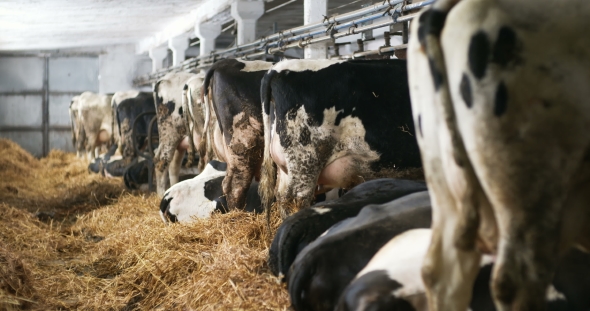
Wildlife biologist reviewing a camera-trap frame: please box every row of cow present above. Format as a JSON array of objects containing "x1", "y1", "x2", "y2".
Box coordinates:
[
  {"x1": 68, "y1": 0, "x2": 590, "y2": 309},
  {"x1": 270, "y1": 178, "x2": 590, "y2": 311}
]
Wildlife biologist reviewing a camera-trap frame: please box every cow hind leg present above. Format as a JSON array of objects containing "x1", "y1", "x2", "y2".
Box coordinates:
[
  {"x1": 223, "y1": 163, "x2": 255, "y2": 211},
  {"x1": 422, "y1": 187, "x2": 482, "y2": 311},
  {"x1": 490, "y1": 198, "x2": 564, "y2": 311},
  {"x1": 169, "y1": 149, "x2": 185, "y2": 186}
]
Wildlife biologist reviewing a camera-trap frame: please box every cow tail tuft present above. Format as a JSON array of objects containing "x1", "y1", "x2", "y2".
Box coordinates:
[{"x1": 182, "y1": 83, "x2": 196, "y2": 168}]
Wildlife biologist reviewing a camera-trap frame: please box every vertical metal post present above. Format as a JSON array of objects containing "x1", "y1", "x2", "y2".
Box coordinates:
[{"x1": 42, "y1": 56, "x2": 50, "y2": 156}]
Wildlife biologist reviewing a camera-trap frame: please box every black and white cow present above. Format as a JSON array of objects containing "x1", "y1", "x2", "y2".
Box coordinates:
[
  {"x1": 259, "y1": 59, "x2": 423, "y2": 218},
  {"x1": 407, "y1": 0, "x2": 590, "y2": 310},
  {"x1": 159, "y1": 160, "x2": 263, "y2": 223},
  {"x1": 269, "y1": 178, "x2": 427, "y2": 278},
  {"x1": 199, "y1": 59, "x2": 274, "y2": 212},
  {"x1": 154, "y1": 71, "x2": 200, "y2": 196},
  {"x1": 113, "y1": 91, "x2": 157, "y2": 161},
  {"x1": 287, "y1": 191, "x2": 432, "y2": 311},
  {"x1": 336, "y1": 229, "x2": 590, "y2": 311}
]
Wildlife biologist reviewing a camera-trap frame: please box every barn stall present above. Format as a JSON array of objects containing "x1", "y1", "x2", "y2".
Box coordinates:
[{"x1": 0, "y1": 0, "x2": 431, "y2": 310}]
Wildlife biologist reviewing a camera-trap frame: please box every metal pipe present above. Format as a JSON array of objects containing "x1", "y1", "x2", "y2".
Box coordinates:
[
  {"x1": 134, "y1": 0, "x2": 432, "y2": 86},
  {"x1": 267, "y1": 13, "x2": 417, "y2": 53}
]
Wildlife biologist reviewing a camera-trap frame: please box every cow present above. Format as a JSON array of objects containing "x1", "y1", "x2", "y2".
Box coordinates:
[
  {"x1": 287, "y1": 191, "x2": 432, "y2": 311},
  {"x1": 124, "y1": 155, "x2": 199, "y2": 191},
  {"x1": 269, "y1": 178, "x2": 427, "y2": 278},
  {"x1": 112, "y1": 90, "x2": 157, "y2": 162},
  {"x1": 76, "y1": 91, "x2": 114, "y2": 160},
  {"x1": 69, "y1": 95, "x2": 86, "y2": 158},
  {"x1": 336, "y1": 229, "x2": 590, "y2": 311},
  {"x1": 153, "y1": 71, "x2": 199, "y2": 196},
  {"x1": 159, "y1": 160, "x2": 264, "y2": 223},
  {"x1": 407, "y1": 0, "x2": 590, "y2": 310},
  {"x1": 259, "y1": 59, "x2": 423, "y2": 219},
  {"x1": 199, "y1": 59, "x2": 274, "y2": 212}
]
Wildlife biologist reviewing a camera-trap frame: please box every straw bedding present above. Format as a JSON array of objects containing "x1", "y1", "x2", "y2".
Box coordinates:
[{"x1": 0, "y1": 138, "x2": 288, "y2": 310}]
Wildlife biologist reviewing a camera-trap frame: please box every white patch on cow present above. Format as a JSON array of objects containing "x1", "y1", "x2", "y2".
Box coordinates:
[
  {"x1": 162, "y1": 163, "x2": 226, "y2": 223},
  {"x1": 270, "y1": 59, "x2": 346, "y2": 73},
  {"x1": 356, "y1": 229, "x2": 431, "y2": 296},
  {"x1": 312, "y1": 207, "x2": 331, "y2": 215},
  {"x1": 236, "y1": 59, "x2": 273, "y2": 72},
  {"x1": 546, "y1": 285, "x2": 566, "y2": 302}
]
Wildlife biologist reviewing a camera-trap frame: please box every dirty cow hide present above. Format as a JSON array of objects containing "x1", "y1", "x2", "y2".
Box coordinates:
[
  {"x1": 407, "y1": 0, "x2": 590, "y2": 310},
  {"x1": 153, "y1": 71, "x2": 198, "y2": 196},
  {"x1": 287, "y1": 191, "x2": 432, "y2": 311},
  {"x1": 200, "y1": 59, "x2": 274, "y2": 212},
  {"x1": 259, "y1": 59, "x2": 423, "y2": 218},
  {"x1": 336, "y1": 229, "x2": 590, "y2": 311},
  {"x1": 269, "y1": 178, "x2": 427, "y2": 278}
]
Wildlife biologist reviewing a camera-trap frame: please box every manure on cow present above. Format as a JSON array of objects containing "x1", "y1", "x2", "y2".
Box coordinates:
[{"x1": 0, "y1": 138, "x2": 289, "y2": 310}]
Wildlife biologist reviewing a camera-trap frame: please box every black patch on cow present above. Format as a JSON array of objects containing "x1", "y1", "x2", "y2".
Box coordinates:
[
  {"x1": 460, "y1": 73, "x2": 473, "y2": 108},
  {"x1": 468, "y1": 31, "x2": 491, "y2": 79},
  {"x1": 494, "y1": 81, "x2": 508, "y2": 116},
  {"x1": 208, "y1": 160, "x2": 227, "y2": 172},
  {"x1": 215, "y1": 196, "x2": 230, "y2": 213},
  {"x1": 287, "y1": 108, "x2": 297, "y2": 121},
  {"x1": 204, "y1": 176, "x2": 225, "y2": 201},
  {"x1": 417, "y1": 9, "x2": 448, "y2": 44},
  {"x1": 314, "y1": 193, "x2": 326, "y2": 203},
  {"x1": 299, "y1": 126, "x2": 311, "y2": 146},
  {"x1": 417, "y1": 114, "x2": 423, "y2": 137},
  {"x1": 178, "y1": 107, "x2": 183, "y2": 116},
  {"x1": 160, "y1": 195, "x2": 177, "y2": 223},
  {"x1": 492, "y1": 26, "x2": 519, "y2": 67},
  {"x1": 183, "y1": 84, "x2": 188, "y2": 90},
  {"x1": 428, "y1": 57, "x2": 444, "y2": 90},
  {"x1": 336, "y1": 270, "x2": 415, "y2": 311},
  {"x1": 164, "y1": 101, "x2": 175, "y2": 117}
]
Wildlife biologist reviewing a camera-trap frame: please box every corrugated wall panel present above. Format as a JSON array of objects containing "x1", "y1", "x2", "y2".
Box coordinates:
[
  {"x1": 0, "y1": 57, "x2": 44, "y2": 92},
  {"x1": 0, "y1": 95, "x2": 43, "y2": 127},
  {"x1": 49, "y1": 57, "x2": 99, "y2": 92},
  {"x1": 1, "y1": 131, "x2": 43, "y2": 156}
]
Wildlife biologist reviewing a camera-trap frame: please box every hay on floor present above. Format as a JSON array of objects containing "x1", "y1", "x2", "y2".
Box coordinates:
[{"x1": 0, "y1": 138, "x2": 288, "y2": 310}]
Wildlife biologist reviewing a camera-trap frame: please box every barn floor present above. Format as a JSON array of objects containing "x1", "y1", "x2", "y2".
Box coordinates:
[{"x1": 0, "y1": 138, "x2": 289, "y2": 311}]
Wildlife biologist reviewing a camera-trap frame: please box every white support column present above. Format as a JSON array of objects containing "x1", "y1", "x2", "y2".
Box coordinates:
[
  {"x1": 304, "y1": 0, "x2": 327, "y2": 59},
  {"x1": 194, "y1": 22, "x2": 221, "y2": 57},
  {"x1": 148, "y1": 46, "x2": 168, "y2": 73},
  {"x1": 231, "y1": 0, "x2": 265, "y2": 46},
  {"x1": 168, "y1": 34, "x2": 190, "y2": 66}
]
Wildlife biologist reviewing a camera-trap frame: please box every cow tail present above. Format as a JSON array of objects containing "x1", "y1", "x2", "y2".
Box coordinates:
[
  {"x1": 259, "y1": 70, "x2": 278, "y2": 229},
  {"x1": 198, "y1": 68, "x2": 216, "y2": 172},
  {"x1": 415, "y1": 0, "x2": 481, "y2": 250},
  {"x1": 69, "y1": 106, "x2": 77, "y2": 147},
  {"x1": 110, "y1": 97, "x2": 118, "y2": 151},
  {"x1": 183, "y1": 84, "x2": 196, "y2": 168}
]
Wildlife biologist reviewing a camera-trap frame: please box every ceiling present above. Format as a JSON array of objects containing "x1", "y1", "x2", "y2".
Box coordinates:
[{"x1": 0, "y1": 0, "x2": 376, "y2": 52}]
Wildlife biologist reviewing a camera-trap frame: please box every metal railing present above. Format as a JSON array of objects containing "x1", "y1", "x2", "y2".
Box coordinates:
[{"x1": 134, "y1": 0, "x2": 432, "y2": 86}]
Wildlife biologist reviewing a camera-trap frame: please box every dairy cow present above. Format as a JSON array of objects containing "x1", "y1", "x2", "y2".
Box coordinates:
[
  {"x1": 336, "y1": 229, "x2": 590, "y2": 311},
  {"x1": 269, "y1": 178, "x2": 427, "y2": 278},
  {"x1": 77, "y1": 91, "x2": 114, "y2": 160},
  {"x1": 199, "y1": 59, "x2": 274, "y2": 212},
  {"x1": 159, "y1": 160, "x2": 264, "y2": 223},
  {"x1": 407, "y1": 0, "x2": 590, "y2": 310},
  {"x1": 260, "y1": 59, "x2": 423, "y2": 218},
  {"x1": 288, "y1": 191, "x2": 432, "y2": 311},
  {"x1": 153, "y1": 72, "x2": 199, "y2": 196},
  {"x1": 112, "y1": 91, "x2": 157, "y2": 161}
]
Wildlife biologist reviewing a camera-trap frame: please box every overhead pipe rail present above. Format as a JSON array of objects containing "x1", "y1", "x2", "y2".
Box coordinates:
[{"x1": 134, "y1": 0, "x2": 433, "y2": 86}]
